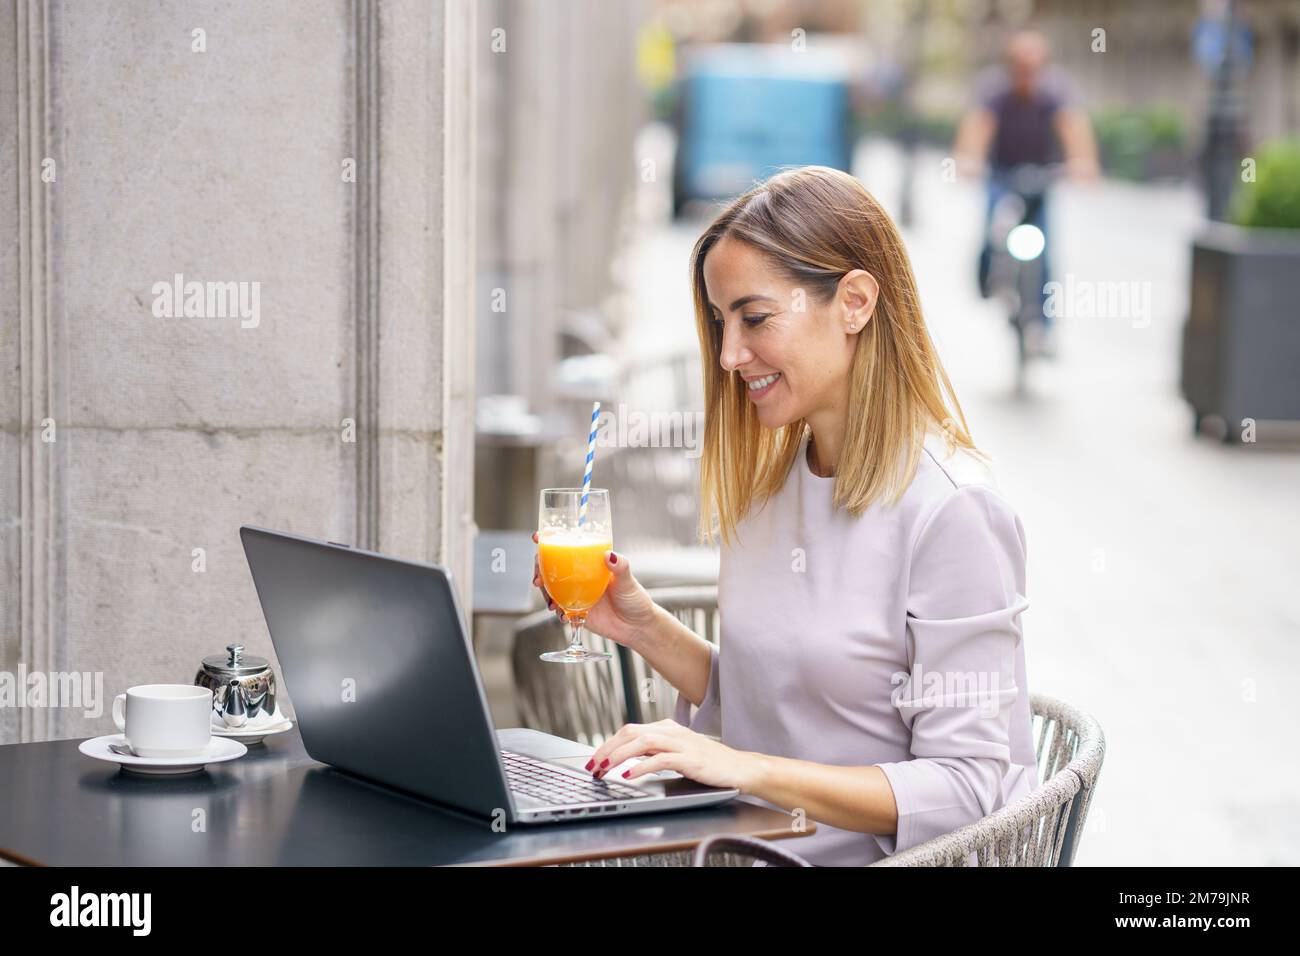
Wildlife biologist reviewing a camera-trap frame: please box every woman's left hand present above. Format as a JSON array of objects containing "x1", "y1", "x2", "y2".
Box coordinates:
[{"x1": 585, "y1": 719, "x2": 761, "y2": 793}]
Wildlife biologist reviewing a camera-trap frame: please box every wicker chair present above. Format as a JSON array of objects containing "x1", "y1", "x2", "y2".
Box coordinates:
[
  {"x1": 510, "y1": 586, "x2": 720, "y2": 745},
  {"x1": 694, "y1": 691, "x2": 1105, "y2": 867},
  {"x1": 510, "y1": 585, "x2": 1104, "y2": 867},
  {"x1": 510, "y1": 613, "x2": 625, "y2": 748}
]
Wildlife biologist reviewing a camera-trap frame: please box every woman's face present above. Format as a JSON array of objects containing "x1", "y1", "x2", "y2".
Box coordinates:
[{"x1": 702, "y1": 235, "x2": 878, "y2": 430}]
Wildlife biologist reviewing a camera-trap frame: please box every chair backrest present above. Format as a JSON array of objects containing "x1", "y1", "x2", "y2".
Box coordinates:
[
  {"x1": 870, "y1": 692, "x2": 1105, "y2": 866},
  {"x1": 1029, "y1": 692, "x2": 1105, "y2": 866},
  {"x1": 692, "y1": 693, "x2": 1105, "y2": 868},
  {"x1": 509, "y1": 586, "x2": 719, "y2": 744},
  {"x1": 624, "y1": 586, "x2": 720, "y2": 724},
  {"x1": 510, "y1": 611, "x2": 626, "y2": 746}
]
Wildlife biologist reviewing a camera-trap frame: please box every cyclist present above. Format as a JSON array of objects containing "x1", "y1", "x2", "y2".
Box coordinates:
[{"x1": 954, "y1": 30, "x2": 1100, "y2": 357}]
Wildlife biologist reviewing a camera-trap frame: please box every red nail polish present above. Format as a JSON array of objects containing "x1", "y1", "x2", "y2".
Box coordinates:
[
  {"x1": 621, "y1": 770, "x2": 630, "y2": 778},
  {"x1": 609, "y1": 553, "x2": 617, "y2": 565},
  {"x1": 584, "y1": 759, "x2": 594, "y2": 770},
  {"x1": 599, "y1": 759, "x2": 609, "y2": 769}
]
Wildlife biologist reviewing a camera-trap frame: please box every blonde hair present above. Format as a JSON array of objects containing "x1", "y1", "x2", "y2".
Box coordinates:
[{"x1": 691, "y1": 165, "x2": 985, "y2": 547}]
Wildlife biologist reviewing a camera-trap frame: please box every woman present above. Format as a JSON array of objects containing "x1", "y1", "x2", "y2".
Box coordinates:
[{"x1": 532, "y1": 165, "x2": 1036, "y2": 866}]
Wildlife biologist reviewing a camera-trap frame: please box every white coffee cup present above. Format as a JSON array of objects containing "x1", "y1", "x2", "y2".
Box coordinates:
[{"x1": 112, "y1": 684, "x2": 213, "y2": 757}]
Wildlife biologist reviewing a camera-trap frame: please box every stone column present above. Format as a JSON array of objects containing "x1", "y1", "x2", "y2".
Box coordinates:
[{"x1": 0, "y1": 0, "x2": 476, "y2": 743}]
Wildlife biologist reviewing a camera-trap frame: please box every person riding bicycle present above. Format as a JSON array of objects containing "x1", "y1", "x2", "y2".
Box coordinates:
[{"x1": 953, "y1": 30, "x2": 1100, "y2": 358}]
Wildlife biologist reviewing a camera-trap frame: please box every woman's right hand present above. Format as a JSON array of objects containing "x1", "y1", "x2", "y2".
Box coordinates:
[{"x1": 532, "y1": 532, "x2": 659, "y2": 650}]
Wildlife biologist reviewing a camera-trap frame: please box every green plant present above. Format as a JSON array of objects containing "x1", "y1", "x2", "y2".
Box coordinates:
[
  {"x1": 1091, "y1": 105, "x2": 1187, "y2": 181},
  {"x1": 916, "y1": 113, "x2": 958, "y2": 146},
  {"x1": 1145, "y1": 105, "x2": 1185, "y2": 148},
  {"x1": 857, "y1": 103, "x2": 957, "y2": 148},
  {"x1": 1231, "y1": 139, "x2": 1300, "y2": 229},
  {"x1": 1092, "y1": 107, "x2": 1147, "y2": 180}
]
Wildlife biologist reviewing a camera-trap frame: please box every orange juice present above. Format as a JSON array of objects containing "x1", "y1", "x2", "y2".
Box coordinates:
[{"x1": 538, "y1": 531, "x2": 613, "y2": 613}]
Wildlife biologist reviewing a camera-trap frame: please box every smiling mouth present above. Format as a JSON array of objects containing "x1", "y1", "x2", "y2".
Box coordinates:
[{"x1": 744, "y1": 371, "x2": 781, "y2": 398}]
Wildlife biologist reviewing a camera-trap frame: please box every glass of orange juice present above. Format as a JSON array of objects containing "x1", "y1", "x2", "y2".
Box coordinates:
[{"x1": 537, "y1": 488, "x2": 614, "y2": 663}]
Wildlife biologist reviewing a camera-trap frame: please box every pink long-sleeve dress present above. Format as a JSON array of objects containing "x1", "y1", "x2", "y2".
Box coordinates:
[{"x1": 674, "y1": 425, "x2": 1037, "y2": 865}]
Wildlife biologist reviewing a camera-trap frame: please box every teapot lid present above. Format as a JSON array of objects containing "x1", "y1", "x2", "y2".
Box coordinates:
[{"x1": 202, "y1": 643, "x2": 269, "y2": 677}]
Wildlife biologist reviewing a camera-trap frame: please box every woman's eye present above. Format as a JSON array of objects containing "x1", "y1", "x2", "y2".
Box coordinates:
[{"x1": 709, "y1": 313, "x2": 770, "y2": 328}]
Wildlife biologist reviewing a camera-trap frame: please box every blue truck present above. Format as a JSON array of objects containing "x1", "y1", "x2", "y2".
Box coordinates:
[{"x1": 671, "y1": 41, "x2": 857, "y2": 217}]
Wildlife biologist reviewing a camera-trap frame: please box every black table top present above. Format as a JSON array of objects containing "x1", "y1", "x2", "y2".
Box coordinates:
[{"x1": 0, "y1": 727, "x2": 813, "y2": 866}]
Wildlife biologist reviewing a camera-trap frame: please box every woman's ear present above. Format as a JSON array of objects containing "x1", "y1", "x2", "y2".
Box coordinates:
[{"x1": 839, "y1": 269, "x2": 879, "y2": 332}]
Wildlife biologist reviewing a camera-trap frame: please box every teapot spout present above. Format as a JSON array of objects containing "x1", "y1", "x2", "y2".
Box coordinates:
[{"x1": 219, "y1": 678, "x2": 249, "y2": 728}]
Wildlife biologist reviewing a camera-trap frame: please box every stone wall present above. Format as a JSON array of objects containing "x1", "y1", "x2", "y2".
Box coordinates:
[{"x1": 0, "y1": 0, "x2": 476, "y2": 744}]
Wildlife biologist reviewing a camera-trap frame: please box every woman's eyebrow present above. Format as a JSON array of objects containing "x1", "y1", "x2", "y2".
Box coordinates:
[{"x1": 708, "y1": 294, "x2": 777, "y2": 313}]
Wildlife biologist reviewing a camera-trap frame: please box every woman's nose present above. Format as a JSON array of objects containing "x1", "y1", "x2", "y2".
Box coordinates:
[{"x1": 718, "y1": 324, "x2": 751, "y2": 373}]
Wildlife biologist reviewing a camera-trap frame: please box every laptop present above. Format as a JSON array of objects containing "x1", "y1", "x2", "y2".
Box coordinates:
[{"x1": 239, "y1": 526, "x2": 739, "y2": 824}]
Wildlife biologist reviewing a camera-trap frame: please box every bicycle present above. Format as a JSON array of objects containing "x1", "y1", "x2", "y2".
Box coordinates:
[{"x1": 981, "y1": 163, "x2": 1061, "y2": 395}]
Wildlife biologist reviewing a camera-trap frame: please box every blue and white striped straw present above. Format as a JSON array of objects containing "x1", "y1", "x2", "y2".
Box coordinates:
[{"x1": 578, "y1": 401, "x2": 600, "y2": 526}]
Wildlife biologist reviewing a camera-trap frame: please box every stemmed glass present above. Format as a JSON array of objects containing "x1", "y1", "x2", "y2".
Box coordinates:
[{"x1": 536, "y1": 488, "x2": 614, "y2": 663}]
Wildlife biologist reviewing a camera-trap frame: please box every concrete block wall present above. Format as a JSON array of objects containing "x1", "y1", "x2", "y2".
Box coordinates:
[{"x1": 0, "y1": 0, "x2": 476, "y2": 744}]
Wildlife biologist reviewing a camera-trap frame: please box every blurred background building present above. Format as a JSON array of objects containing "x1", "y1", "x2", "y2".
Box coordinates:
[{"x1": 467, "y1": 0, "x2": 1300, "y2": 867}]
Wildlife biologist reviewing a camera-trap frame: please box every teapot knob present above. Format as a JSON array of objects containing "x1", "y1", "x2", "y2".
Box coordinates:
[{"x1": 226, "y1": 643, "x2": 245, "y2": 666}]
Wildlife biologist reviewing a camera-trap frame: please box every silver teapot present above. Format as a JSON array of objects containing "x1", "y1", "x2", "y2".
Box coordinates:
[{"x1": 195, "y1": 643, "x2": 277, "y2": 729}]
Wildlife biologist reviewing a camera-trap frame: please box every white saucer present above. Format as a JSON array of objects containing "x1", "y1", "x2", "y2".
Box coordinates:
[
  {"x1": 209, "y1": 716, "x2": 293, "y2": 745},
  {"x1": 79, "y1": 734, "x2": 248, "y2": 775}
]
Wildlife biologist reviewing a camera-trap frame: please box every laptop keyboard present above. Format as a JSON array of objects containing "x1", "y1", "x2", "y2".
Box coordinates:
[{"x1": 500, "y1": 750, "x2": 652, "y2": 806}]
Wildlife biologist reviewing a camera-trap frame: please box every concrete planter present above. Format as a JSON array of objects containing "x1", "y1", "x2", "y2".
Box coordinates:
[{"x1": 1181, "y1": 221, "x2": 1300, "y2": 439}]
